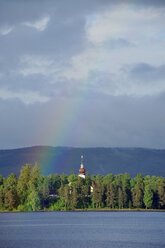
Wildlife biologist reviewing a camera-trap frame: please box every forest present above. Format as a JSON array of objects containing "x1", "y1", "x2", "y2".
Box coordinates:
[{"x1": 0, "y1": 163, "x2": 165, "y2": 211}]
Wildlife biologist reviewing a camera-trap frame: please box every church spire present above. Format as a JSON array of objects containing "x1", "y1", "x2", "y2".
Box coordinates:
[
  {"x1": 78, "y1": 155, "x2": 85, "y2": 178},
  {"x1": 81, "y1": 155, "x2": 84, "y2": 168}
]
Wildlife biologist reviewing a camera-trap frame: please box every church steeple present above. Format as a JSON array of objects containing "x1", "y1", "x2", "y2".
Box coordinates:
[
  {"x1": 78, "y1": 155, "x2": 86, "y2": 178},
  {"x1": 80, "y1": 155, "x2": 84, "y2": 168}
]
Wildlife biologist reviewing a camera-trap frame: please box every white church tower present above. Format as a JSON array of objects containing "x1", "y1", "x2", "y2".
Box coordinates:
[{"x1": 78, "y1": 155, "x2": 86, "y2": 179}]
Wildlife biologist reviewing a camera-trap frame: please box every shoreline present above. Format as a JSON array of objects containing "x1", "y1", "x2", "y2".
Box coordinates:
[{"x1": 1, "y1": 208, "x2": 165, "y2": 213}]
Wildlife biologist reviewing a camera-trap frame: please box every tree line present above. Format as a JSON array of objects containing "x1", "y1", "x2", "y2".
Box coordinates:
[{"x1": 0, "y1": 163, "x2": 165, "y2": 211}]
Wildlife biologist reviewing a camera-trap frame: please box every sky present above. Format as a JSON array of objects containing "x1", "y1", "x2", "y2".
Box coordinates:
[{"x1": 0, "y1": 0, "x2": 165, "y2": 149}]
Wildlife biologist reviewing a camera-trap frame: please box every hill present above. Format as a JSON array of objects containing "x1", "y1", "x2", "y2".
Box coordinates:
[{"x1": 0, "y1": 146, "x2": 165, "y2": 177}]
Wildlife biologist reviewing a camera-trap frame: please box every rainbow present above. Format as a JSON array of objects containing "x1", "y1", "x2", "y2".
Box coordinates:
[{"x1": 35, "y1": 96, "x2": 87, "y2": 175}]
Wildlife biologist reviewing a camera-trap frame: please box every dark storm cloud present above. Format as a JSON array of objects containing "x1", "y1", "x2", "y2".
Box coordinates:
[
  {"x1": 1, "y1": 94, "x2": 165, "y2": 149},
  {"x1": 1, "y1": 0, "x2": 165, "y2": 149},
  {"x1": 130, "y1": 63, "x2": 165, "y2": 83},
  {"x1": 1, "y1": 0, "x2": 164, "y2": 27},
  {"x1": 0, "y1": 97, "x2": 46, "y2": 148},
  {"x1": 0, "y1": 2, "x2": 87, "y2": 64},
  {"x1": 0, "y1": 0, "x2": 105, "y2": 25}
]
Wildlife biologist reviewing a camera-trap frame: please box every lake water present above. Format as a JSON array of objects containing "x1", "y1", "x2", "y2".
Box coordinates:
[{"x1": 0, "y1": 211, "x2": 164, "y2": 248}]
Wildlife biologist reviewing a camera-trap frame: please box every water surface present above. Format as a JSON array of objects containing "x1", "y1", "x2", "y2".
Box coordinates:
[{"x1": 0, "y1": 211, "x2": 164, "y2": 248}]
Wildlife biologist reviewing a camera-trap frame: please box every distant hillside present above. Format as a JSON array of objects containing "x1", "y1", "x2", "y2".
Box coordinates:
[{"x1": 0, "y1": 146, "x2": 165, "y2": 177}]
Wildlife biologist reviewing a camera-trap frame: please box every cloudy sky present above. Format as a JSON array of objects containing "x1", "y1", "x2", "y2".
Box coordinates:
[{"x1": 0, "y1": 0, "x2": 165, "y2": 149}]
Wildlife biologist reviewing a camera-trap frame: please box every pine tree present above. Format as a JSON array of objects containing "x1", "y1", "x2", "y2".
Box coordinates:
[
  {"x1": 157, "y1": 180, "x2": 165, "y2": 208},
  {"x1": 143, "y1": 185, "x2": 153, "y2": 209},
  {"x1": 29, "y1": 162, "x2": 40, "y2": 190},
  {"x1": 131, "y1": 183, "x2": 144, "y2": 208},
  {"x1": 60, "y1": 173, "x2": 68, "y2": 185},
  {"x1": 17, "y1": 164, "x2": 32, "y2": 204},
  {"x1": 92, "y1": 182, "x2": 104, "y2": 208},
  {"x1": 81, "y1": 185, "x2": 89, "y2": 208},
  {"x1": 0, "y1": 185, "x2": 4, "y2": 209},
  {"x1": 4, "y1": 173, "x2": 18, "y2": 209},
  {"x1": 71, "y1": 185, "x2": 78, "y2": 209},
  {"x1": 64, "y1": 184, "x2": 70, "y2": 209},
  {"x1": 28, "y1": 190, "x2": 41, "y2": 211},
  {"x1": 106, "y1": 182, "x2": 117, "y2": 208},
  {"x1": 118, "y1": 187, "x2": 124, "y2": 209}
]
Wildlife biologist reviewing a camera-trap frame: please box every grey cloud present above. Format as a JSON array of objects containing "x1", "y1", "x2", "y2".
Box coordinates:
[
  {"x1": 0, "y1": 0, "x2": 105, "y2": 26},
  {"x1": 104, "y1": 38, "x2": 134, "y2": 50},
  {"x1": 1, "y1": 0, "x2": 165, "y2": 149},
  {"x1": 1, "y1": 94, "x2": 165, "y2": 149},
  {"x1": 130, "y1": 63, "x2": 165, "y2": 83},
  {"x1": 1, "y1": 0, "x2": 164, "y2": 28}
]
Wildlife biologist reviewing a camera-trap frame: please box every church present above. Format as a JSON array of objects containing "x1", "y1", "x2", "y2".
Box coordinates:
[{"x1": 78, "y1": 155, "x2": 94, "y2": 192}]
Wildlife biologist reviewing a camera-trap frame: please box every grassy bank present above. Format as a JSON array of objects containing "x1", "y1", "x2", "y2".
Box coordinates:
[{"x1": 1, "y1": 208, "x2": 165, "y2": 213}]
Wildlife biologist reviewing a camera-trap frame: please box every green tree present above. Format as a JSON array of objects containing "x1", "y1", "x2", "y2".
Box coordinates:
[
  {"x1": 40, "y1": 177, "x2": 50, "y2": 208},
  {"x1": 71, "y1": 185, "x2": 78, "y2": 209},
  {"x1": 122, "y1": 173, "x2": 131, "y2": 208},
  {"x1": 106, "y1": 182, "x2": 117, "y2": 208},
  {"x1": 59, "y1": 184, "x2": 64, "y2": 198},
  {"x1": 60, "y1": 173, "x2": 68, "y2": 185},
  {"x1": 76, "y1": 176, "x2": 84, "y2": 208},
  {"x1": 28, "y1": 190, "x2": 41, "y2": 211},
  {"x1": 68, "y1": 172, "x2": 78, "y2": 185},
  {"x1": 4, "y1": 173, "x2": 18, "y2": 209},
  {"x1": 92, "y1": 182, "x2": 104, "y2": 208},
  {"x1": 17, "y1": 164, "x2": 32, "y2": 204},
  {"x1": 64, "y1": 184, "x2": 70, "y2": 209},
  {"x1": 103, "y1": 174, "x2": 114, "y2": 186},
  {"x1": 0, "y1": 175, "x2": 3, "y2": 185},
  {"x1": 122, "y1": 184, "x2": 129, "y2": 208},
  {"x1": 118, "y1": 187, "x2": 124, "y2": 209},
  {"x1": 81, "y1": 185, "x2": 90, "y2": 208},
  {"x1": 131, "y1": 183, "x2": 144, "y2": 208},
  {"x1": 49, "y1": 174, "x2": 61, "y2": 192},
  {"x1": 143, "y1": 185, "x2": 153, "y2": 209},
  {"x1": 157, "y1": 180, "x2": 165, "y2": 208},
  {"x1": 4, "y1": 189, "x2": 16, "y2": 209},
  {"x1": 29, "y1": 162, "x2": 40, "y2": 191},
  {"x1": 0, "y1": 185, "x2": 4, "y2": 209},
  {"x1": 85, "y1": 172, "x2": 91, "y2": 187},
  {"x1": 95, "y1": 174, "x2": 104, "y2": 184}
]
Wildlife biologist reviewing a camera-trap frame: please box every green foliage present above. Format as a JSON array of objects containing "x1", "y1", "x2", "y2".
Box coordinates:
[
  {"x1": 92, "y1": 182, "x2": 104, "y2": 208},
  {"x1": 118, "y1": 187, "x2": 124, "y2": 209},
  {"x1": 0, "y1": 185, "x2": 4, "y2": 209},
  {"x1": 4, "y1": 173, "x2": 18, "y2": 209},
  {"x1": 60, "y1": 173, "x2": 68, "y2": 185},
  {"x1": 64, "y1": 184, "x2": 70, "y2": 208},
  {"x1": 17, "y1": 164, "x2": 32, "y2": 204},
  {"x1": 0, "y1": 175, "x2": 4, "y2": 185},
  {"x1": 103, "y1": 174, "x2": 114, "y2": 185},
  {"x1": 68, "y1": 173, "x2": 78, "y2": 185},
  {"x1": 28, "y1": 190, "x2": 41, "y2": 211},
  {"x1": 40, "y1": 177, "x2": 50, "y2": 208},
  {"x1": 95, "y1": 174, "x2": 104, "y2": 184},
  {"x1": 49, "y1": 174, "x2": 61, "y2": 191},
  {"x1": 52, "y1": 199, "x2": 65, "y2": 211},
  {"x1": 4, "y1": 189, "x2": 17, "y2": 209},
  {"x1": 17, "y1": 204, "x2": 29, "y2": 212},
  {"x1": 143, "y1": 185, "x2": 153, "y2": 209},
  {"x1": 85, "y1": 172, "x2": 91, "y2": 186},
  {"x1": 0, "y1": 163, "x2": 165, "y2": 211},
  {"x1": 106, "y1": 182, "x2": 117, "y2": 208},
  {"x1": 131, "y1": 183, "x2": 144, "y2": 208},
  {"x1": 157, "y1": 179, "x2": 165, "y2": 208},
  {"x1": 29, "y1": 162, "x2": 40, "y2": 191}
]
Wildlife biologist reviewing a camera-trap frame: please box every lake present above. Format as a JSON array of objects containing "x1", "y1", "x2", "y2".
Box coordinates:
[{"x1": 0, "y1": 211, "x2": 164, "y2": 248}]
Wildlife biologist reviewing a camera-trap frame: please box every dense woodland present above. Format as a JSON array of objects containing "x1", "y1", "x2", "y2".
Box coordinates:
[{"x1": 0, "y1": 163, "x2": 165, "y2": 211}]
